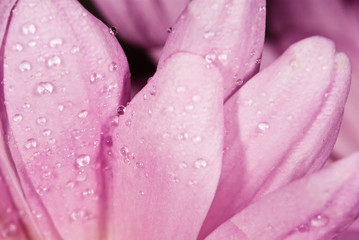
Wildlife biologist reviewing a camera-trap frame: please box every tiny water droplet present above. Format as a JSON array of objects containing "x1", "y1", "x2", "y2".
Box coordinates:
[
  {"x1": 109, "y1": 27, "x2": 117, "y2": 35},
  {"x1": 104, "y1": 136, "x2": 113, "y2": 146},
  {"x1": 108, "y1": 62, "x2": 118, "y2": 72},
  {"x1": 35, "y1": 82, "x2": 55, "y2": 95},
  {"x1": 235, "y1": 79, "x2": 244, "y2": 86},
  {"x1": 90, "y1": 73, "x2": 103, "y2": 83},
  {"x1": 24, "y1": 138, "x2": 38, "y2": 149},
  {"x1": 22, "y1": 23, "x2": 36, "y2": 35},
  {"x1": 258, "y1": 122, "x2": 269, "y2": 131},
  {"x1": 167, "y1": 27, "x2": 172, "y2": 33},
  {"x1": 139, "y1": 190, "x2": 145, "y2": 195},
  {"x1": 149, "y1": 86, "x2": 156, "y2": 96},
  {"x1": 203, "y1": 31, "x2": 215, "y2": 39},
  {"x1": 194, "y1": 158, "x2": 207, "y2": 168},
  {"x1": 205, "y1": 53, "x2": 216, "y2": 63},
  {"x1": 13, "y1": 114, "x2": 23, "y2": 122},
  {"x1": 176, "y1": 86, "x2": 186, "y2": 93},
  {"x1": 12, "y1": 43, "x2": 23, "y2": 51},
  {"x1": 78, "y1": 110, "x2": 88, "y2": 118},
  {"x1": 28, "y1": 41, "x2": 37, "y2": 47},
  {"x1": 179, "y1": 161, "x2": 188, "y2": 168},
  {"x1": 42, "y1": 129, "x2": 51, "y2": 136},
  {"x1": 49, "y1": 38, "x2": 63, "y2": 48},
  {"x1": 135, "y1": 162, "x2": 144, "y2": 168},
  {"x1": 192, "y1": 95, "x2": 201, "y2": 102},
  {"x1": 47, "y1": 55, "x2": 62, "y2": 67},
  {"x1": 19, "y1": 61, "x2": 31, "y2": 72},
  {"x1": 76, "y1": 155, "x2": 90, "y2": 167},
  {"x1": 37, "y1": 117, "x2": 47, "y2": 125},
  {"x1": 117, "y1": 105, "x2": 126, "y2": 115},
  {"x1": 310, "y1": 214, "x2": 329, "y2": 227},
  {"x1": 297, "y1": 223, "x2": 310, "y2": 232},
  {"x1": 120, "y1": 146, "x2": 129, "y2": 156},
  {"x1": 192, "y1": 136, "x2": 202, "y2": 143}
]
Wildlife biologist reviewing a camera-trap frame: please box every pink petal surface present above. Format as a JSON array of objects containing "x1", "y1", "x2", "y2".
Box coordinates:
[
  {"x1": 158, "y1": 0, "x2": 266, "y2": 101},
  {"x1": 92, "y1": 0, "x2": 189, "y2": 49},
  {"x1": 2, "y1": 0, "x2": 130, "y2": 239},
  {"x1": 200, "y1": 37, "x2": 351, "y2": 238},
  {"x1": 206, "y1": 152, "x2": 359, "y2": 240},
  {"x1": 106, "y1": 52, "x2": 224, "y2": 239},
  {"x1": 268, "y1": 0, "x2": 359, "y2": 158}
]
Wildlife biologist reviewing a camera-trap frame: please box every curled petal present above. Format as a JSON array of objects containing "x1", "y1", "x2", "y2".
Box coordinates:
[
  {"x1": 200, "y1": 37, "x2": 351, "y2": 238},
  {"x1": 1, "y1": 0, "x2": 130, "y2": 239},
  {"x1": 206, "y1": 152, "x2": 359, "y2": 240},
  {"x1": 159, "y1": 0, "x2": 266, "y2": 100},
  {"x1": 107, "y1": 53, "x2": 224, "y2": 239}
]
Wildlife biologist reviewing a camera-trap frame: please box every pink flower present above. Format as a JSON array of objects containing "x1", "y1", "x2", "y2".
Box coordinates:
[{"x1": 0, "y1": 0, "x2": 358, "y2": 239}]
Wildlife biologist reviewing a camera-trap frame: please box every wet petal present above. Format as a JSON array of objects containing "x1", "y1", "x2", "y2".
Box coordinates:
[
  {"x1": 200, "y1": 37, "x2": 351, "y2": 238},
  {"x1": 106, "y1": 52, "x2": 223, "y2": 239},
  {"x1": 206, "y1": 152, "x2": 359, "y2": 240},
  {"x1": 1, "y1": 0, "x2": 129, "y2": 239},
  {"x1": 92, "y1": 0, "x2": 189, "y2": 49},
  {"x1": 159, "y1": 0, "x2": 266, "y2": 100}
]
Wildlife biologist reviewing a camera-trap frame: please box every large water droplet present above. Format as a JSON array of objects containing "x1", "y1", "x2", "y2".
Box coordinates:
[
  {"x1": 24, "y1": 138, "x2": 38, "y2": 149},
  {"x1": 47, "y1": 55, "x2": 62, "y2": 67},
  {"x1": 22, "y1": 23, "x2": 36, "y2": 35},
  {"x1": 310, "y1": 214, "x2": 329, "y2": 227},
  {"x1": 35, "y1": 82, "x2": 55, "y2": 95},
  {"x1": 19, "y1": 61, "x2": 31, "y2": 72},
  {"x1": 76, "y1": 155, "x2": 90, "y2": 167},
  {"x1": 194, "y1": 158, "x2": 207, "y2": 168}
]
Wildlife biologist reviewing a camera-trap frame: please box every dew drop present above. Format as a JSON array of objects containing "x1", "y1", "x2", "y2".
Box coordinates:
[
  {"x1": 13, "y1": 114, "x2": 23, "y2": 122},
  {"x1": 109, "y1": 27, "x2": 117, "y2": 35},
  {"x1": 70, "y1": 209, "x2": 89, "y2": 221},
  {"x1": 78, "y1": 110, "x2": 88, "y2": 118},
  {"x1": 120, "y1": 146, "x2": 129, "y2": 156},
  {"x1": 42, "y1": 129, "x2": 51, "y2": 137},
  {"x1": 35, "y1": 82, "x2": 55, "y2": 95},
  {"x1": 108, "y1": 62, "x2": 118, "y2": 72},
  {"x1": 178, "y1": 161, "x2": 188, "y2": 168},
  {"x1": 49, "y1": 38, "x2": 63, "y2": 48},
  {"x1": 19, "y1": 61, "x2": 31, "y2": 72},
  {"x1": 24, "y1": 138, "x2": 38, "y2": 149},
  {"x1": 90, "y1": 73, "x2": 103, "y2": 83},
  {"x1": 76, "y1": 155, "x2": 90, "y2": 167},
  {"x1": 167, "y1": 27, "x2": 172, "y2": 33},
  {"x1": 135, "y1": 162, "x2": 144, "y2": 168},
  {"x1": 71, "y1": 46, "x2": 80, "y2": 54},
  {"x1": 125, "y1": 119, "x2": 131, "y2": 126},
  {"x1": 235, "y1": 79, "x2": 244, "y2": 86},
  {"x1": 310, "y1": 214, "x2": 329, "y2": 227},
  {"x1": 12, "y1": 43, "x2": 23, "y2": 51},
  {"x1": 192, "y1": 136, "x2": 202, "y2": 143},
  {"x1": 37, "y1": 117, "x2": 47, "y2": 125},
  {"x1": 205, "y1": 53, "x2": 216, "y2": 63},
  {"x1": 192, "y1": 95, "x2": 201, "y2": 102},
  {"x1": 117, "y1": 105, "x2": 126, "y2": 115},
  {"x1": 139, "y1": 190, "x2": 145, "y2": 195},
  {"x1": 297, "y1": 223, "x2": 310, "y2": 232},
  {"x1": 22, "y1": 23, "x2": 36, "y2": 35},
  {"x1": 194, "y1": 158, "x2": 207, "y2": 168},
  {"x1": 47, "y1": 55, "x2": 62, "y2": 67},
  {"x1": 258, "y1": 122, "x2": 269, "y2": 131},
  {"x1": 28, "y1": 41, "x2": 37, "y2": 47}
]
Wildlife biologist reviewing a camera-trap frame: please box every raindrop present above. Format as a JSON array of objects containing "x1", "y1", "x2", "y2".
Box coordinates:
[
  {"x1": 108, "y1": 62, "x2": 118, "y2": 72},
  {"x1": 258, "y1": 122, "x2": 269, "y2": 131},
  {"x1": 70, "y1": 209, "x2": 89, "y2": 221},
  {"x1": 120, "y1": 146, "x2": 129, "y2": 156},
  {"x1": 42, "y1": 129, "x2": 52, "y2": 136},
  {"x1": 235, "y1": 79, "x2": 244, "y2": 86},
  {"x1": 19, "y1": 61, "x2": 31, "y2": 72},
  {"x1": 36, "y1": 117, "x2": 47, "y2": 125},
  {"x1": 135, "y1": 162, "x2": 144, "y2": 168},
  {"x1": 12, "y1": 43, "x2": 23, "y2": 51},
  {"x1": 35, "y1": 82, "x2": 55, "y2": 95},
  {"x1": 22, "y1": 23, "x2": 36, "y2": 35},
  {"x1": 167, "y1": 27, "x2": 172, "y2": 33},
  {"x1": 117, "y1": 105, "x2": 126, "y2": 115},
  {"x1": 47, "y1": 55, "x2": 62, "y2": 67},
  {"x1": 205, "y1": 53, "x2": 216, "y2": 63},
  {"x1": 255, "y1": 58, "x2": 261, "y2": 64},
  {"x1": 194, "y1": 158, "x2": 207, "y2": 168},
  {"x1": 104, "y1": 136, "x2": 113, "y2": 146},
  {"x1": 24, "y1": 138, "x2": 38, "y2": 149},
  {"x1": 178, "y1": 161, "x2": 188, "y2": 168},
  {"x1": 78, "y1": 110, "x2": 88, "y2": 118},
  {"x1": 109, "y1": 27, "x2": 117, "y2": 35},
  {"x1": 139, "y1": 190, "x2": 145, "y2": 195},
  {"x1": 297, "y1": 223, "x2": 310, "y2": 232},
  {"x1": 28, "y1": 41, "x2": 37, "y2": 47},
  {"x1": 76, "y1": 155, "x2": 90, "y2": 167},
  {"x1": 178, "y1": 132, "x2": 189, "y2": 141},
  {"x1": 90, "y1": 73, "x2": 103, "y2": 83},
  {"x1": 71, "y1": 46, "x2": 80, "y2": 54},
  {"x1": 23, "y1": 103, "x2": 31, "y2": 109},
  {"x1": 13, "y1": 114, "x2": 23, "y2": 122},
  {"x1": 49, "y1": 38, "x2": 63, "y2": 48},
  {"x1": 82, "y1": 189, "x2": 95, "y2": 197},
  {"x1": 310, "y1": 214, "x2": 329, "y2": 227}
]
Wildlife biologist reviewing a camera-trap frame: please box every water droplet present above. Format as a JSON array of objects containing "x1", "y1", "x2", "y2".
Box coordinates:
[
  {"x1": 1, "y1": 222, "x2": 18, "y2": 237},
  {"x1": 12, "y1": 43, "x2": 23, "y2": 51},
  {"x1": 42, "y1": 129, "x2": 51, "y2": 136},
  {"x1": 120, "y1": 146, "x2": 129, "y2": 156},
  {"x1": 108, "y1": 62, "x2": 118, "y2": 72},
  {"x1": 78, "y1": 110, "x2": 88, "y2": 118},
  {"x1": 37, "y1": 117, "x2": 47, "y2": 125},
  {"x1": 22, "y1": 23, "x2": 36, "y2": 35},
  {"x1": 28, "y1": 41, "x2": 37, "y2": 47},
  {"x1": 125, "y1": 119, "x2": 131, "y2": 126},
  {"x1": 139, "y1": 190, "x2": 145, "y2": 195},
  {"x1": 35, "y1": 82, "x2": 55, "y2": 95},
  {"x1": 258, "y1": 122, "x2": 269, "y2": 131},
  {"x1": 49, "y1": 38, "x2": 63, "y2": 48},
  {"x1": 194, "y1": 158, "x2": 207, "y2": 168},
  {"x1": 176, "y1": 86, "x2": 186, "y2": 93},
  {"x1": 255, "y1": 58, "x2": 261, "y2": 64},
  {"x1": 178, "y1": 161, "x2": 188, "y2": 168},
  {"x1": 178, "y1": 132, "x2": 189, "y2": 141},
  {"x1": 117, "y1": 105, "x2": 126, "y2": 115},
  {"x1": 76, "y1": 155, "x2": 90, "y2": 167},
  {"x1": 82, "y1": 189, "x2": 95, "y2": 197},
  {"x1": 167, "y1": 27, "x2": 172, "y2": 33},
  {"x1": 13, "y1": 114, "x2": 23, "y2": 122},
  {"x1": 149, "y1": 86, "x2": 156, "y2": 96},
  {"x1": 235, "y1": 79, "x2": 244, "y2": 86},
  {"x1": 205, "y1": 53, "x2": 216, "y2": 63},
  {"x1": 71, "y1": 46, "x2": 80, "y2": 54},
  {"x1": 110, "y1": 116, "x2": 119, "y2": 126},
  {"x1": 70, "y1": 209, "x2": 89, "y2": 221},
  {"x1": 19, "y1": 61, "x2": 31, "y2": 72},
  {"x1": 24, "y1": 138, "x2": 38, "y2": 149},
  {"x1": 90, "y1": 73, "x2": 103, "y2": 83},
  {"x1": 297, "y1": 223, "x2": 310, "y2": 232},
  {"x1": 310, "y1": 214, "x2": 329, "y2": 227},
  {"x1": 47, "y1": 55, "x2": 62, "y2": 67},
  {"x1": 104, "y1": 136, "x2": 113, "y2": 146},
  {"x1": 109, "y1": 27, "x2": 117, "y2": 35},
  {"x1": 135, "y1": 162, "x2": 144, "y2": 168},
  {"x1": 203, "y1": 31, "x2": 215, "y2": 39},
  {"x1": 259, "y1": 6, "x2": 266, "y2": 12},
  {"x1": 192, "y1": 95, "x2": 201, "y2": 102}
]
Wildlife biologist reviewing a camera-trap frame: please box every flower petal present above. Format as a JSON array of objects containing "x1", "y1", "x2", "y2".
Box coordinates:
[
  {"x1": 1, "y1": 0, "x2": 130, "y2": 238},
  {"x1": 158, "y1": 0, "x2": 266, "y2": 100},
  {"x1": 200, "y1": 37, "x2": 351, "y2": 238},
  {"x1": 107, "y1": 52, "x2": 224, "y2": 239},
  {"x1": 206, "y1": 152, "x2": 359, "y2": 240},
  {"x1": 92, "y1": 0, "x2": 189, "y2": 49}
]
